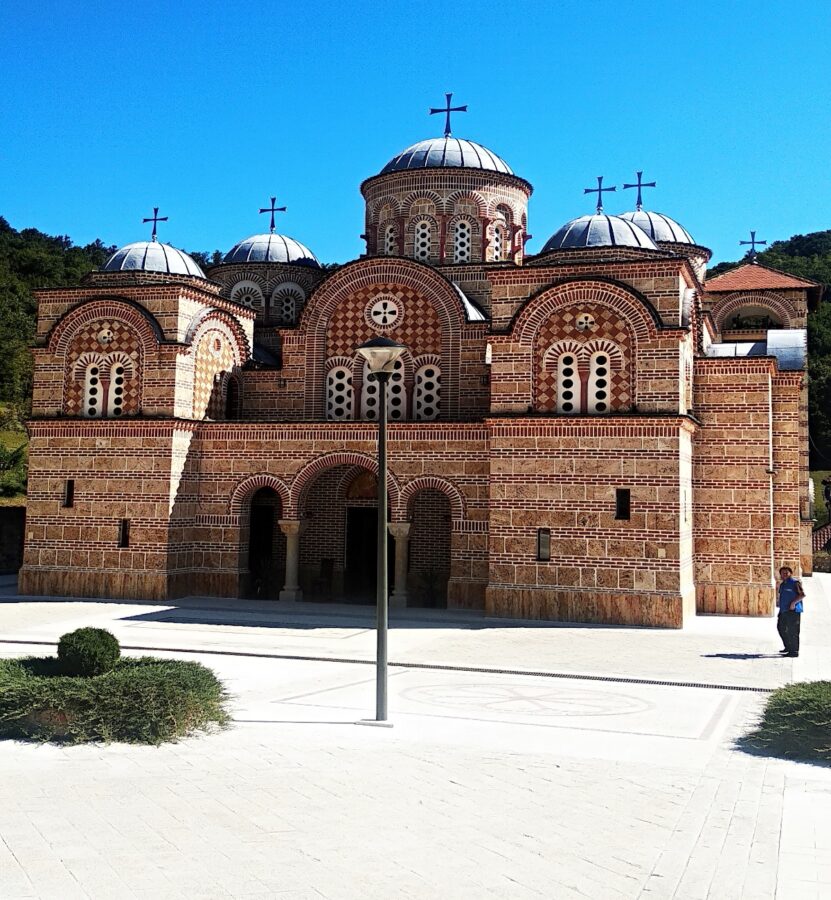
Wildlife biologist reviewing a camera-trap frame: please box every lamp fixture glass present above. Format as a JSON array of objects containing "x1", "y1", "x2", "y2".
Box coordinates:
[{"x1": 355, "y1": 335, "x2": 407, "y2": 376}]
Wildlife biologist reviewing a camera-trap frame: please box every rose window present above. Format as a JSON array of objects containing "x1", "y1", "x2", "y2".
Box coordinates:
[
  {"x1": 575, "y1": 313, "x2": 595, "y2": 332},
  {"x1": 97, "y1": 327, "x2": 115, "y2": 346},
  {"x1": 366, "y1": 296, "x2": 402, "y2": 330}
]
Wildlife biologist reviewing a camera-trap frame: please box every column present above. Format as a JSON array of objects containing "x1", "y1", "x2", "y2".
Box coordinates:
[
  {"x1": 278, "y1": 519, "x2": 305, "y2": 602},
  {"x1": 388, "y1": 522, "x2": 411, "y2": 609}
]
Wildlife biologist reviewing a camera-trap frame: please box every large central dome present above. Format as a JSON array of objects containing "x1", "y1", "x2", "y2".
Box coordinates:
[{"x1": 380, "y1": 137, "x2": 513, "y2": 175}]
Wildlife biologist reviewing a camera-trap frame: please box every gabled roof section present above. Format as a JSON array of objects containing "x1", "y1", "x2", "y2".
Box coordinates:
[{"x1": 705, "y1": 262, "x2": 820, "y2": 293}]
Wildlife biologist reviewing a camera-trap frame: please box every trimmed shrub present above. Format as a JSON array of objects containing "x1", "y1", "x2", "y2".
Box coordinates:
[
  {"x1": 58, "y1": 627, "x2": 120, "y2": 676},
  {"x1": 741, "y1": 681, "x2": 831, "y2": 762},
  {"x1": 0, "y1": 656, "x2": 229, "y2": 744}
]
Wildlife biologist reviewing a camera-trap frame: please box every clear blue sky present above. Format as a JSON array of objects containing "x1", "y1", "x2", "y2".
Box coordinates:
[{"x1": 2, "y1": 0, "x2": 829, "y2": 265}]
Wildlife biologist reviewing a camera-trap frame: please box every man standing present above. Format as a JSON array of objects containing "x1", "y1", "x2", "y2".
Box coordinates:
[{"x1": 776, "y1": 566, "x2": 805, "y2": 658}]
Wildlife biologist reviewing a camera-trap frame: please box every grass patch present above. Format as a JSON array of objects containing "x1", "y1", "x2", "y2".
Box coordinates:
[
  {"x1": 0, "y1": 655, "x2": 229, "y2": 745},
  {"x1": 740, "y1": 681, "x2": 831, "y2": 762}
]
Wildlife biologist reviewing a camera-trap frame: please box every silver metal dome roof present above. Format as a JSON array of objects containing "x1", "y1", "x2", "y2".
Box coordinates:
[
  {"x1": 102, "y1": 241, "x2": 205, "y2": 277},
  {"x1": 380, "y1": 137, "x2": 513, "y2": 175},
  {"x1": 224, "y1": 233, "x2": 320, "y2": 267},
  {"x1": 619, "y1": 209, "x2": 694, "y2": 244},
  {"x1": 541, "y1": 214, "x2": 659, "y2": 253}
]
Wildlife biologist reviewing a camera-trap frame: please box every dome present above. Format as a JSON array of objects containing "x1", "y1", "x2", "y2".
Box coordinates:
[
  {"x1": 541, "y1": 214, "x2": 659, "y2": 253},
  {"x1": 619, "y1": 209, "x2": 694, "y2": 244},
  {"x1": 224, "y1": 233, "x2": 320, "y2": 267},
  {"x1": 102, "y1": 241, "x2": 205, "y2": 277},
  {"x1": 380, "y1": 137, "x2": 513, "y2": 175}
]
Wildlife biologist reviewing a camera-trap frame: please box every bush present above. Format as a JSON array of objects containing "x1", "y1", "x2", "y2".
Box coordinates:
[
  {"x1": 741, "y1": 681, "x2": 831, "y2": 762},
  {"x1": 58, "y1": 627, "x2": 121, "y2": 676},
  {"x1": 0, "y1": 656, "x2": 229, "y2": 744}
]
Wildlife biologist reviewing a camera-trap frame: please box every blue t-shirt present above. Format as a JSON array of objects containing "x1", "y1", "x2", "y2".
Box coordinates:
[{"x1": 778, "y1": 577, "x2": 803, "y2": 613}]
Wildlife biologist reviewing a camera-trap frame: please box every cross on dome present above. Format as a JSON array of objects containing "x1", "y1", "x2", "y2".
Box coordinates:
[
  {"x1": 740, "y1": 230, "x2": 767, "y2": 262},
  {"x1": 259, "y1": 196, "x2": 287, "y2": 234},
  {"x1": 622, "y1": 171, "x2": 657, "y2": 211},
  {"x1": 142, "y1": 207, "x2": 168, "y2": 242},
  {"x1": 429, "y1": 92, "x2": 467, "y2": 138},
  {"x1": 584, "y1": 176, "x2": 616, "y2": 214}
]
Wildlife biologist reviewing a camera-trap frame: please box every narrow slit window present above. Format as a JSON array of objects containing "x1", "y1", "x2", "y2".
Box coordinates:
[
  {"x1": 62, "y1": 479, "x2": 75, "y2": 508},
  {"x1": 537, "y1": 528, "x2": 551, "y2": 561},
  {"x1": 615, "y1": 489, "x2": 631, "y2": 521},
  {"x1": 118, "y1": 518, "x2": 130, "y2": 548}
]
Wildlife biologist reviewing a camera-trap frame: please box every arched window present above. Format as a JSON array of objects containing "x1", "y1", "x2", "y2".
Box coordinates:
[
  {"x1": 83, "y1": 362, "x2": 103, "y2": 418},
  {"x1": 556, "y1": 353, "x2": 580, "y2": 414},
  {"x1": 453, "y1": 221, "x2": 471, "y2": 263},
  {"x1": 230, "y1": 280, "x2": 264, "y2": 312},
  {"x1": 106, "y1": 363, "x2": 127, "y2": 417},
  {"x1": 225, "y1": 376, "x2": 241, "y2": 420},
  {"x1": 492, "y1": 225, "x2": 505, "y2": 262},
  {"x1": 361, "y1": 357, "x2": 406, "y2": 421},
  {"x1": 413, "y1": 220, "x2": 432, "y2": 261},
  {"x1": 414, "y1": 364, "x2": 441, "y2": 420},
  {"x1": 382, "y1": 223, "x2": 397, "y2": 256},
  {"x1": 271, "y1": 282, "x2": 305, "y2": 324},
  {"x1": 588, "y1": 351, "x2": 611, "y2": 414},
  {"x1": 326, "y1": 367, "x2": 354, "y2": 420}
]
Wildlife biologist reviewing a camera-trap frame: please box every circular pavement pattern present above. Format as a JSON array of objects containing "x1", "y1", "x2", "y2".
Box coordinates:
[{"x1": 399, "y1": 682, "x2": 654, "y2": 717}]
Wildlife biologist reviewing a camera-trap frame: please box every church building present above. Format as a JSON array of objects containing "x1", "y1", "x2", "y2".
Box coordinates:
[{"x1": 18, "y1": 100, "x2": 817, "y2": 627}]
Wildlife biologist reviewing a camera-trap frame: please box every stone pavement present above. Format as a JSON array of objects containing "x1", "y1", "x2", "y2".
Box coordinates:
[{"x1": 0, "y1": 575, "x2": 829, "y2": 899}]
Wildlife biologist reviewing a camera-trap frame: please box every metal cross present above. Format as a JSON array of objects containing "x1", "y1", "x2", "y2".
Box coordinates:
[
  {"x1": 584, "y1": 176, "x2": 616, "y2": 214},
  {"x1": 142, "y1": 207, "x2": 168, "y2": 242},
  {"x1": 622, "y1": 171, "x2": 657, "y2": 211},
  {"x1": 259, "y1": 196, "x2": 287, "y2": 234},
  {"x1": 429, "y1": 92, "x2": 467, "y2": 138},
  {"x1": 740, "y1": 230, "x2": 767, "y2": 260}
]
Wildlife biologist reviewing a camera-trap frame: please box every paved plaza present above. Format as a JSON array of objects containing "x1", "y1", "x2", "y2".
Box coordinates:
[{"x1": 0, "y1": 576, "x2": 829, "y2": 899}]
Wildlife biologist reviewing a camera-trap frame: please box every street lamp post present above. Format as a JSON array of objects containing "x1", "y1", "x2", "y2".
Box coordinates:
[{"x1": 356, "y1": 335, "x2": 406, "y2": 723}]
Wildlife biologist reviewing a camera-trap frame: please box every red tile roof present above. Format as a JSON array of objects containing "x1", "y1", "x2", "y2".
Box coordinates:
[{"x1": 705, "y1": 262, "x2": 820, "y2": 293}]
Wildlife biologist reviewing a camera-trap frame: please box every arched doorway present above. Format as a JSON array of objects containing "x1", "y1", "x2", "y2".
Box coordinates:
[
  {"x1": 408, "y1": 489, "x2": 451, "y2": 608},
  {"x1": 243, "y1": 487, "x2": 286, "y2": 598},
  {"x1": 298, "y1": 466, "x2": 392, "y2": 603}
]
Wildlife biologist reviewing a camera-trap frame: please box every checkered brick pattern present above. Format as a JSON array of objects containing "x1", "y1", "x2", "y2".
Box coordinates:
[
  {"x1": 327, "y1": 284, "x2": 442, "y2": 358},
  {"x1": 63, "y1": 319, "x2": 142, "y2": 416},
  {"x1": 533, "y1": 304, "x2": 633, "y2": 412},
  {"x1": 193, "y1": 329, "x2": 236, "y2": 420}
]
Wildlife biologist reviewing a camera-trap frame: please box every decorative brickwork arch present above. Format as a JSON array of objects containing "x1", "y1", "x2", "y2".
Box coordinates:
[
  {"x1": 447, "y1": 190, "x2": 487, "y2": 217},
  {"x1": 289, "y1": 451, "x2": 401, "y2": 518},
  {"x1": 184, "y1": 309, "x2": 251, "y2": 365},
  {"x1": 369, "y1": 195, "x2": 404, "y2": 220},
  {"x1": 403, "y1": 190, "x2": 445, "y2": 217},
  {"x1": 711, "y1": 290, "x2": 794, "y2": 332},
  {"x1": 48, "y1": 297, "x2": 163, "y2": 356},
  {"x1": 513, "y1": 278, "x2": 661, "y2": 347},
  {"x1": 299, "y1": 258, "x2": 466, "y2": 419},
  {"x1": 229, "y1": 474, "x2": 291, "y2": 516},
  {"x1": 400, "y1": 476, "x2": 466, "y2": 522}
]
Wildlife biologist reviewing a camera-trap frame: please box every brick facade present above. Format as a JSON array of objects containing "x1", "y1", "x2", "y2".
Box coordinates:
[{"x1": 18, "y1": 156, "x2": 813, "y2": 627}]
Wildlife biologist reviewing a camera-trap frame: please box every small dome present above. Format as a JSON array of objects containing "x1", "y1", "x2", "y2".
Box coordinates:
[
  {"x1": 224, "y1": 233, "x2": 320, "y2": 267},
  {"x1": 619, "y1": 209, "x2": 694, "y2": 244},
  {"x1": 541, "y1": 214, "x2": 659, "y2": 253},
  {"x1": 102, "y1": 241, "x2": 205, "y2": 277},
  {"x1": 380, "y1": 137, "x2": 513, "y2": 176}
]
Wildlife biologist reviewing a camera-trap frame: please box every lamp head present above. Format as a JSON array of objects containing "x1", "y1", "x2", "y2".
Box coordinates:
[{"x1": 356, "y1": 335, "x2": 407, "y2": 376}]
